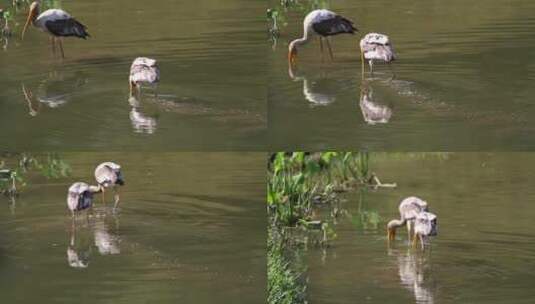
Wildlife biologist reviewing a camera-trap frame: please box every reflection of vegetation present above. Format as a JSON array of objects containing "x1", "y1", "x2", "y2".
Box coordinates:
[
  {"x1": 351, "y1": 188, "x2": 383, "y2": 230},
  {"x1": 268, "y1": 230, "x2": 306, "y2": 304},
  {"x1": 267, "y1": 0, "x2": 330, "y2": 45},
  {"x1": 0, "y1": 153, "x2": 71, "y2": 196}
]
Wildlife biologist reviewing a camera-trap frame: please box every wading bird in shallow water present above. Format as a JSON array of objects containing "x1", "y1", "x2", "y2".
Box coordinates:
[
  {"x1": 359, "y1": 33, "x2": 396, "y2": 75},
  {"x1": 94, "y1": 162, "x2": 124, "y2": 208},
  {"x1": 387, "y1": 196, "x2": 428, "y2": 242},
  {"x1": 67, "y1": 182, "x2": 101, "y2": 217},
  {"x1": 22, "y1": 1, "x2": 89, "y2": 58},
  {"x1": 413, "y1": 211, "x2": 438, "y2": 249},
  {"x1": 288, "y1": 9, "x2": 357, "y2": 65},
  {"x1": 129, "y1": 57, "x2": 160, "y2": 97}
]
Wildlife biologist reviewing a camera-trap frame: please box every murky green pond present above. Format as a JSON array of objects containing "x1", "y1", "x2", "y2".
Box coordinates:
[
  {"x1": 0, "y1": 153, "x2": 265, "y2": 303},
  {"x1": 0, "y1": 0, "x2": 265, "y2": 150},
  {"x1": 269, "y1": 0, "x2": 535, "y2": 150},
  {"x1": 294, "y1": 153, "x2": 535, "y2": 303}
]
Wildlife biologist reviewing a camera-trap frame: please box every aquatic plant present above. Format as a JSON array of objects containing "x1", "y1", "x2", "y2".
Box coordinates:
[
  {"x1": 0, "y1": 153, "x2": 71, "y2": 196},
  {"x1": 268, "y1": 152, "x2": 318, "y2": 226},
  {"x1": 268, "y1": 152, "x2": 373, "y2": 228}
]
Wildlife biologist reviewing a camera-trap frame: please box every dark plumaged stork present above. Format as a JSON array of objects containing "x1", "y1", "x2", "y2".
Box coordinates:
[
  {"x1": 22, "y1": 0, "x2": 89, "y2": 58},
  {"x1": 288, "y1": 9, "x2": 357, "y2": 65}
]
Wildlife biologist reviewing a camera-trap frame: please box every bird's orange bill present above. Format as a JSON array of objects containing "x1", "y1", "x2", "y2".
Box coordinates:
[
  {"x1": 387, "y1": 228, "x2": 396, "y2": 241},
  {"x1": 22, "y1": 7, "x2": 38, "y2": 40},
  {"x1": 288, "y1": 49, "x2": 297, "y2": 65}
]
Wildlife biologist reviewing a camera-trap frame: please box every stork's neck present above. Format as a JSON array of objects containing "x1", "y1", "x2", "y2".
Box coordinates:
[
  {"x1": 290, "y1": 36, "x2": 309, "y2": 50},
  {"x1": 290, "y1": 25, "x2": 313, "y2": 49},
  {"x1": 89, "y1": 185, "x2": 103, "y2": 193},
  {"x1": 387, "y1": 218, "x2": 406, "y2": 230}
]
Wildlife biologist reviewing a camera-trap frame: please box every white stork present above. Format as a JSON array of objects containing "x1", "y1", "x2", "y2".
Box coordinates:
[
  {"x1": 288, "y1": 9, "x2": 357, "y2": 65},
  {"x1": 359, "y1": 33, "x2": 396, "y2": 74},
  {"x1": 387, "y1": 196, "x2": 429, "y2": 242},
  {"x1": 22, "y1": 0, "x2": 89, "y2": 58},
  {"x1": 129, "y1": 57, "x2": 160, "y2": 96},
  {"x1": 413, "y1": 211, "x2": 438, "y2": 249},
  {"x1": 67, "y1": 182, "x2": 101, "y2": 217},
  {"x1": 94, "y1": 162, "x2": 124, "y2": 208}
]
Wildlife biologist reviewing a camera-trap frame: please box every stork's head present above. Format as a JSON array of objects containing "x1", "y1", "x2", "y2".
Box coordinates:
[
  {"x1": 288, "y1": 41, "x2": 298, "y2": 65},
  {"x1": 22, "y1": 1, "x2": 40, "y2": 40}
]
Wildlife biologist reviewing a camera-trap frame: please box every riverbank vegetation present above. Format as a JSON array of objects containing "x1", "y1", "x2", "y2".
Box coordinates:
[
  {"x1": 0, "y1": 152, "x2": 71, "y2": 196},
  {"x1": 267, "y1": 152, "x2": 395, "y2": 304}
]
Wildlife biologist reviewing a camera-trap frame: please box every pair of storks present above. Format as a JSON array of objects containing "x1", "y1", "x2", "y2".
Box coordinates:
[
  {"x1": 22, "y1": 3, "x2": 392, "y2": 74},
  {"x1": 387, "y1": 197, "x2": 438, "y2": 249},
  {"x1": 21, "y1": 1, "x2": 160, "y2": 94},
  {"x1": 67, "y1": 162, "x2": 124, "y2": 217},
  {"x1": 289, "y1": 9, "x2": 396, "y2": 73}
]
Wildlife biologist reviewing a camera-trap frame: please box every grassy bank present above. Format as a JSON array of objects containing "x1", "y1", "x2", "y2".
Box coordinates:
[{"x1": 267, "y1": 152, "x2": 381, "y2": 304}]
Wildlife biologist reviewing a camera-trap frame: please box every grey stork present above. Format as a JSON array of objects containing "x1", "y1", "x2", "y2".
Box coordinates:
[
  {"x1": 288, "y1": 9, "x2": 357, "y2": 65},
  {"x1": 22, "y1": 0, "x2": 89, "y2": 58}
]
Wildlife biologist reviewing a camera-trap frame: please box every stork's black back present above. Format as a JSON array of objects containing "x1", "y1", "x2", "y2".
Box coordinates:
[
  {"x1": 313, "y1": 15, "x2": 357, "y2": 37},
  {"x1": 45, "y1": 18, "x2": 90, "y2": 39}
]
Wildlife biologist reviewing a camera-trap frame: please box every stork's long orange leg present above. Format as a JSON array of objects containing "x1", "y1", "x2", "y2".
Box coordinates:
[{"x1": 325, "y1": 37, "x2": 334, "y2": 61}]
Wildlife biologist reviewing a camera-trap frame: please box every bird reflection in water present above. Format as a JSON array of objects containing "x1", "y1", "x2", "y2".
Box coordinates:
[
  {"x1": 67, "y1": 208, "x2": 121, "y2": 269},
  {"x1": 128, "y1": 95, "x2": 158, "y2": 134},
  {"x1": 389, "y1": 248, "x2": 435, "y2": 304},
  {"x1": 21, "y1": 70, "x2": 87, "y2": 116},
  {"x1": 93, "y1": 211, "x2": 121, "y2": 255},
  {"x1": 288, "y1": 64, "x2": 336, "y2": 106},
  {"x1": 67, "y1": 221, "x2": 91, "y2": 269},
  {"x1": 359, "y1": 80, "x2": 392, "y2": 125}
]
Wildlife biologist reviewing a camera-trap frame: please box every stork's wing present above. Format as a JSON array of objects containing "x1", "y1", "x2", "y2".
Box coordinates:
[
  {"x1": 45, "y1": 18, "x2": 89, "y2": 39},
  {"x1": 95, "y1": 165, "x2": 117, "y2": 186},
  {"x1": 365, "y1": 44, "x2": 396, "y2": 62},
  {"x1": 130, "y1": 64, "x2": 160, "y2": 85},
  {"x1": 312, "y1": 15, "x2": 357, "y2": 36}
]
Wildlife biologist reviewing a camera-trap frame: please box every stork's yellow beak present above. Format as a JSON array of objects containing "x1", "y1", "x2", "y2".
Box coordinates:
[
  {"x1": 387, "y1": 228, "x2": 396, "y2": 242},
  {"x1": 22, "y1": 7, "x2": 37, "y2": 40},
  {"x1": 288, "y1": 49, "x2": 297, "y2": 65}
]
